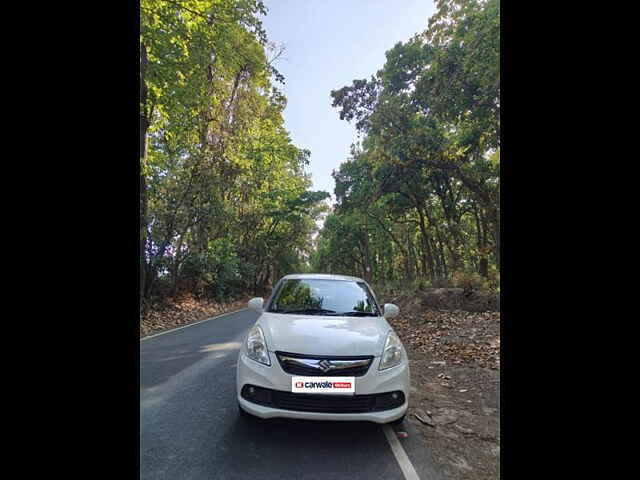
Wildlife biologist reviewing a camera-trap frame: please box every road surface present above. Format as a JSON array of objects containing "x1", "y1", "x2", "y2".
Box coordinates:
[{"x1": 140, "y1": 309, "x2": 442, "y2": 480}]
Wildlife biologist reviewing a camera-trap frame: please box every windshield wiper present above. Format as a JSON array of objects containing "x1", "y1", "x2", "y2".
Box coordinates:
[
  {"x1": 276, "y1": 308, "x2": 338, "y2": 315},
  {"x1": 340, "y1": 311, "x2": 379, "y2": 317}
]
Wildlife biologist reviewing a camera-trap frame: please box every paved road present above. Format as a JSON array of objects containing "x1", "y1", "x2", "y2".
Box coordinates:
[{"x1": 140, "y1": 309, "x2": 442, "y2": 480}]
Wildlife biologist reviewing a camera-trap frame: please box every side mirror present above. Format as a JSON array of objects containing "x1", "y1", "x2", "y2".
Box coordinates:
[
  {"x1": 383, "y1": 303, "x2": 399, "y2": 319},
  {"x1": 248, "y1": 297, "x2": 264, "y2": 312}
]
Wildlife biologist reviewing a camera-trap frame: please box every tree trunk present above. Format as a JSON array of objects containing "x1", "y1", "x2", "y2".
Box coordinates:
[
  {"x1": 480, "y1": 207, "x2": 490, "y2": 278},
  {"x1": 406, "y1": 226, "x2": 418, "y2": 281},
  {"x1": 404, "y1": 228, "x2": 411, "y2": 281},
  {"x1": 489, "y1": 205, "x2": 500, "y2": 270},
  {"x1": 478, "y1": 206, "x2": 490, "y2": 278},
  {"x1": 416, "y1": 208, "x2": 435, "y2": 282}
]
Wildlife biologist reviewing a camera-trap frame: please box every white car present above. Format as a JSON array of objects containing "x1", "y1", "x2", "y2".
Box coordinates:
[{"x1": 236, "y1": 273, "x2": 409, "y2": 424}]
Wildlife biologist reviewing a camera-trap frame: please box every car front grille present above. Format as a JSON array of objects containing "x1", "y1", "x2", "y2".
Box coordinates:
[
  {"x1": 241, "y1": 385, "x2": 405, "y2": 413},
  {"x1": 275, "y1": 351, "x2": 373, "y2": 377}
]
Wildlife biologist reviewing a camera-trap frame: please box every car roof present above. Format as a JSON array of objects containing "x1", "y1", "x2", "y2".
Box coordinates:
[{"x1": 280, "y1": 273, "x2": 367, "y2": 283}]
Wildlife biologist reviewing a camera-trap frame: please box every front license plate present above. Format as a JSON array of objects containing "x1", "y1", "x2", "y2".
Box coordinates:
[{"x1": 291, "y1": 376, "x2": 355, "y2": 394}]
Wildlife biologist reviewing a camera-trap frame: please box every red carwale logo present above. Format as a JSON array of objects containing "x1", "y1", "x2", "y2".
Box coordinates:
[
  {"x1": 292, "y1": 376, "x2": 355, "y2": 394},
  {"x1": 332, "y1": 382, "x2": 352, "y2": 388}
]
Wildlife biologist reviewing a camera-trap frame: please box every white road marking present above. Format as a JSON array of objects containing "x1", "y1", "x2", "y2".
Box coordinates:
[
  {"x1": 382, "y1": 424, "x2": 421, "y2": 480},
  {"x1": 140, "y1": 308, "x2": 248, "y2": 342}
]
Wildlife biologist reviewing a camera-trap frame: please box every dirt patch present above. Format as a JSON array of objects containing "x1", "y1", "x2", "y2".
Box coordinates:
[
  {"x1": 140, "y1": 294, "x2": 252, "y2": 338},
  {"x1": 380, "y1": 286, "x2": 499, "y2": 315},
  {"x1": 382, "y1": 291, "x2": 500, "y2": 480},
  {"x1": 420, "y1": 288, "x2": 499, "y2": 313},
  {"x1": 405, "y1": 357, "x2": 500, "y2": 480}
]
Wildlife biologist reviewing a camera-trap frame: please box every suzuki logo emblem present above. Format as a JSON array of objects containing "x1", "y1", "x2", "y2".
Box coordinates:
[{"x1": 317, "y1": 360, "x2": 333, "y2": 372}]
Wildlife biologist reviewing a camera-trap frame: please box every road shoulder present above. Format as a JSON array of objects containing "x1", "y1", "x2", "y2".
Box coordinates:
[{"x1": 140, "y1": 295, "x2": 251, "y2": 339}]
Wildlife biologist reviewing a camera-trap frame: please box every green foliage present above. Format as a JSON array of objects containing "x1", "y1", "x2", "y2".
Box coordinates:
[
  {"x1": 140, "y1": 0, "x2": 328, "y2": 301},
  {"x1": 450, "y1": 271, "x2": 488, "y2": 292},
  {"x1": 315, "y1": 0, "x2": 499, "y2": 287},
  {"x1": 140, "y1": 0, "x2": 499, "y2": 303},
  {"x1": 180, "y1": 238, "x2": 242, "y2": 299}
]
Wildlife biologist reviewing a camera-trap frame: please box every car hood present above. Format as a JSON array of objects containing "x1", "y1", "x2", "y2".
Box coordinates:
[{"x1": 259, "y1": 312, "x2": 390, "y2": 357}]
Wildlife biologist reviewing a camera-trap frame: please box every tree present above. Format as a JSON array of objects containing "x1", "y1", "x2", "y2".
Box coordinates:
[
  {"x1": 315, "y1": 0, "x2": 499, "y2": 286},
  {"x1": 140, "y1": 0, "x2": 328, "y2": 306}
]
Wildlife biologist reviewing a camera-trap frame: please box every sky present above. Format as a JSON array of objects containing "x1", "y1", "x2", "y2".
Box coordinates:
[{"x1": 261, "y1": 0, "x2": 437, "y2": 203}]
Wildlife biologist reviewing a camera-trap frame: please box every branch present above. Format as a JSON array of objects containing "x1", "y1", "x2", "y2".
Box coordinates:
[
  {"x1": 365, "y1": 211, "x2": 407, "y2": 257},
  {"x1": 159, "y1": 0, "x2": 220, "y2": 23},
  {"x1": 267, "y1": 43, "x2": 286, "y2": 66}
]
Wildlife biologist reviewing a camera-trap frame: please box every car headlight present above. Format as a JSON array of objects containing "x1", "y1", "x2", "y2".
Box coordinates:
[
  {"x1": 245, "y1": 325, "x2": 271, "y2": 366},
  {"x1": 379, "y1": 331, "x2": 403, "y2": 370}
]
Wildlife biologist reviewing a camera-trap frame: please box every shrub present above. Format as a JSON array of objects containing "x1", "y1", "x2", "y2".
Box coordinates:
[
  {"x1": 450, "y1": 271, "x2": 489, "y2": 291},
  {"x1": 486, "y1": 265, "x2": 500, "y2": 292}
]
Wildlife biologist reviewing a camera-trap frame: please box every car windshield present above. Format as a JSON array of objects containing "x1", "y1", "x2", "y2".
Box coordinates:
[{"x1": 268, "y1": 279, "x2": 381, "y2": 316}]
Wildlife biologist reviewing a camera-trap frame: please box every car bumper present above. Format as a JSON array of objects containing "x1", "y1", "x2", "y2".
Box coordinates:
[{"x1": 236, "y1": 351, "x2": 410, "y2": 423}]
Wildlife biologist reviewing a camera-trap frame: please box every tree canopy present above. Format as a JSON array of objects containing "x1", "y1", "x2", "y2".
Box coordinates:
[
  {"x1": 140, "y1": 0, "x2": 500, "y2": 312},
  {"x1": 312, "y1": 0, "x2": 500, "y2": 288},
  {"x1": 140, "y1": 0, "x2": 328, "y2": 307}
]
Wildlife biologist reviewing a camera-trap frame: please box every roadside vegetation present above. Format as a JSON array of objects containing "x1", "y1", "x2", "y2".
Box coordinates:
[
  {"x1": 311, "y1": 0, "x2": 500, "y2": 295},
  {"x1": 140, "y1": 0, "x2": 328, "y2": 319},
  {"x1": 140, "y1": 0, "x2": 499, "y2": 321},
  {"x1": 141, "y1": 1, "x2": 500, "y2": 477}
]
